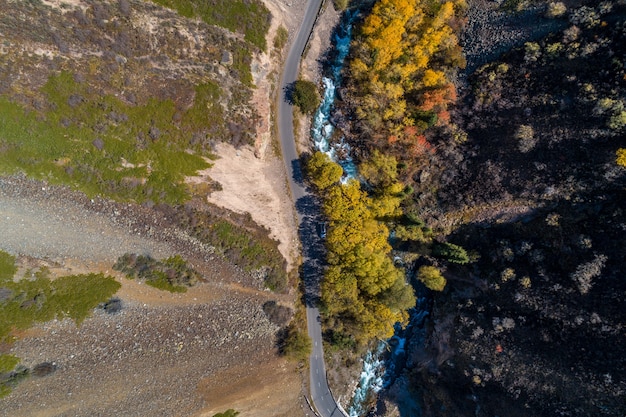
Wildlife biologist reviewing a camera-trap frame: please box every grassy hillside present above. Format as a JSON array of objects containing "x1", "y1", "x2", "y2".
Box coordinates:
[{"x1": 0, "y1": 0, "x2": 268, "y2": 204}]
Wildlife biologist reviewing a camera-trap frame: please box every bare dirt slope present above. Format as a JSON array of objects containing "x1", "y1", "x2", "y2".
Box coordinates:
[{"x1": 201, "y1": 0, "x2": 311, "y2": 273}]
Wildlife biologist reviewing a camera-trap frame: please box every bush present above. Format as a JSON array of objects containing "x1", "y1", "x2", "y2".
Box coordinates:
[
  {"x1": 546, "y1": 2, "x2": 567, "y2": 18},
  {"x1": 279, "y1": 323, "x2": 311, "y2": 362},
  {"x1": 291, "y1": 80, "x2": 320, "y2": 114},
  {"x1": 273, "y1": 26, "x2": 288, "y2": 51},
  {"x1": 333, "y1": 0, "x2": 349, "y2": 11},
  {"x1": 515, "y1": 124, "x2": 536, "y2": 153},
  {"x1": 262, "y1": 301, "x2": 293, "y2": 326},
  {"x1": 113, "y1": 253, "x2": 200, "y2": 293}
]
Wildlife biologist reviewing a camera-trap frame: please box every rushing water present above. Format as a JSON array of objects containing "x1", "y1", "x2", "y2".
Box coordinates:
[
  {"x1": 347, "y1": 296, "x2": 430, "y2": 417},
  {"x1": 348, "y1": 343, "x2": 386, "y2": 417},
  {"x1": 310, "y1": 10, "x2": 359, "y2": 179}
]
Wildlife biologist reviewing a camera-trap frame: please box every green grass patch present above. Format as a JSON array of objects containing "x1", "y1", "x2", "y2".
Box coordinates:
[
  {"x1": 0, "y1": 266, "x2": 121, "y2": 342},
  {"x1": 113, "y1": 253, "x2": 200, "y2": 293},
  {"x1": 0, "y1": 251, "x2": 120, "y2": 397},
  {"x1": 0, "y1": 71, "x2": 224, "y2": 204},
  {"x1": 150, "y1": 0, "x2": 271, "y2": 51},
  {"x1": 0, "y1": 252, "x2": 16, "y2": 283},
  {"x1": 0, "y1": 354, "x2": 19, "y2": 374}
]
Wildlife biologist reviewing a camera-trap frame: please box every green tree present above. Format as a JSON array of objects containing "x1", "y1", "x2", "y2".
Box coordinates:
[
  {"x1": 291, "y1": 80, "x2": 320, "y2": 114},
  {"x1": 432, "y1": 242, "x2": 470, "y2": 264},
  {"x1": 417, "y1": 265, "x2": 446, "y2": 291}
]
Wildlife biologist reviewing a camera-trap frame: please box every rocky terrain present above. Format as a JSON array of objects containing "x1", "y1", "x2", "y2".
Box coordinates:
[{"x1": 0, "y1": 174, "x2": 305, "y2": 417}]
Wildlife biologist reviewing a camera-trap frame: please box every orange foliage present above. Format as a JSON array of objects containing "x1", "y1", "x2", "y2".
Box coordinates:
[
  {"x1": 392, "y1": 126, "x2": 433, "y2": 157},
  {"x1": 418, "y1": 83, "x2": 457, "y2": 113},
  {"x1": 437, "y1": 110, "x2": 450, "y2": 124}
]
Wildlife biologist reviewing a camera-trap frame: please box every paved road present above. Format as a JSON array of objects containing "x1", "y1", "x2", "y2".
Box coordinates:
[{"x1": 277, "y1": 1, "x2": 348, "y2": 416}]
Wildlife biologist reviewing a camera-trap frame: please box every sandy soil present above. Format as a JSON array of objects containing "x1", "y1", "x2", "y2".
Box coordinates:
[
  {"x1": 202, "y1": 0, "x2": 340, "y2": 274},
  {"x1": 199, "y1": 142, "x2": 299, "y2": 272}
]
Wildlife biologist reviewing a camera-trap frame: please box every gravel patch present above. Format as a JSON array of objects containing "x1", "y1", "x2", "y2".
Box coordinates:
[{"x1": 4, "y1": 297, "x2": 279, "y2": 417}]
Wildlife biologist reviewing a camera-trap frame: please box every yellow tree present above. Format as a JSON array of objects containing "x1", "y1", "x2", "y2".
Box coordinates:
[
  {"x1": 418, "y1": 265, "x2": 447, "y2": 291},
  {"x1": 306, "y1": 151, "x2": 343, "y2": 190},
  {"x1": 617, "y1": 148, "x2": 626, "y2": 167}
]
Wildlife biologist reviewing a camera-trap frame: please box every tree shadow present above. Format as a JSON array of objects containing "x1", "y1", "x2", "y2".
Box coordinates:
[
  {"x1": 295, "y1": 193, "x2": 327, "y2": 308},
  {"x1": 283, "y1": 81, "x2": 296, "y2": 105}
]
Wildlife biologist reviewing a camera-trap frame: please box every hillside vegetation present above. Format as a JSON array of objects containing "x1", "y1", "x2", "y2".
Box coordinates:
[
  {"x1": 0, "y1": 1, "x2": 294, "y2": 407},
  {"x1": 0, "y1": 0, "x2": 268, "y2": 204}
]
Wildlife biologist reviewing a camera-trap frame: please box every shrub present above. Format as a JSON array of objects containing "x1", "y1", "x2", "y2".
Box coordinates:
[
  {"x1": 417, "y1": 266, "x2": 447, "y2": 292},
  {"x1": 515, "y1": 124, "x2": 536, "y2": 153},
  {"x1": 273, "y1": 26, "x2": 288, "y2": 51},
  {"x1": 113, "y1": 253, "x2": 200, "y2": 293},
  {"x1": 333, "y1": 0, "x2": 349, "y2": 11},
  {"x1": 262, "y1": 301, "x2": 293, "y2": 326},
  {"x1": 546, "y1": 2, "x2": 567, "y2": 18},
  {"x1": 524, "y1": 42, "x2": 541, "y2": 63},
  {"x1": 570, "y1": 254, "x2": 607, "y2": 294},
  {"x1": 280, "y1": 323, "x2": 311, "y2": 362}
]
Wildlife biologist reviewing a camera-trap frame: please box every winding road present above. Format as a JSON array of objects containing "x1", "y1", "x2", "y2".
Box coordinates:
[{"x1": 277, "y1": 1, "x2": 348, "y2": 416}]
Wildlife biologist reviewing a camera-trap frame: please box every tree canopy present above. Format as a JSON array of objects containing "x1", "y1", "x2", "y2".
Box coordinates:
[
  {"x1": 417, "y1": 265, "x2": 447, "y2": 291},
  {"x1": 291, "y1": 79, "x2": 320, "y2": 114},
  {"x1": 321, "y1": 179, "x2": 415, "y2": 343}
]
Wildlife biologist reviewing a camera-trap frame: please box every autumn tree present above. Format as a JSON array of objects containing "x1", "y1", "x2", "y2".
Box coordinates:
[
  {"x1": 617, "y1": 148, "x2": 626, "y2": 167},
  {"x1": 347, "y1": 0, "x2": 465, "y2": 155},
  {"x1": 321, "y1": 179, "x2": 415, "y2": 344},
  {"x1": 306, "y1": 151, "x2": 343, "y2": 190},
  {"x1": 417, "y1": 265, "x2": 446, "y2": 291}
]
